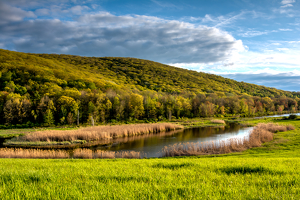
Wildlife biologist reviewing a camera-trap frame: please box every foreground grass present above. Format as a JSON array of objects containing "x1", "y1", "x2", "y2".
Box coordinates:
[
  {"x1": 1, "y1": 157, "x2": 300, "y2": 199},
  {"x1": 1, "y1": 118, "x2": 300, "y2": 199}
]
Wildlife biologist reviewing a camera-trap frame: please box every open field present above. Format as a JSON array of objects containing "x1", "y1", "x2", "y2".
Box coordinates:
[
  {"x1": 1, "y1": 155, "x2": 300, "y2": 199},
  {"x1": 0, "y1": 118, "x2": 300, "y2": 199}
]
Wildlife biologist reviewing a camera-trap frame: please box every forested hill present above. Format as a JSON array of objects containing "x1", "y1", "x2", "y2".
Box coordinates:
[
  {"x1": 0, "y1": 49, "x2": 299, "y2": 126},
  {"x1": 0, "y1": 49, "x2": 297, "y2": 98},
  {"x1": 37, "y1": 52, "x2": 296, "y2": 98}
]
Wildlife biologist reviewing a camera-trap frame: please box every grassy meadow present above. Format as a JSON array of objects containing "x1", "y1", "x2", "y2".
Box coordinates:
[{"x1": 1, "y1": 117, "x2": 300, "y2": 199}]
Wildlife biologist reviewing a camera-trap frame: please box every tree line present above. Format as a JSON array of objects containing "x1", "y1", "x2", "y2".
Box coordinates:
[{"x1": 0, "y1": 86, "x2": 298, "y2": 126}]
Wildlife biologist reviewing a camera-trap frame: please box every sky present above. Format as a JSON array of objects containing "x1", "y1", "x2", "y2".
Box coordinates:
[{"x1": 0, "y1": 0, "x2": 299, "y2": 92}]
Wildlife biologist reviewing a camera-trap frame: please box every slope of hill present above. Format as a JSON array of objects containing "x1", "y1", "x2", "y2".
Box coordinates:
[
  {"x1": 0, "y1": 49, "x2": 299, "y2": 126},
  {"x1": 36, "y1": 53, "x2": 296, "y2": 98}
]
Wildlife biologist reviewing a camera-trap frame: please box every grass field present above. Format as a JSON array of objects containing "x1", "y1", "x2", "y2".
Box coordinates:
[{"x1": 1, "y1": 118, "x2": 300, "y2": 199}]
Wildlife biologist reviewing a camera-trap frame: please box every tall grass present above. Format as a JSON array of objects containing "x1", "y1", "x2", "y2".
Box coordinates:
[
  {"x1": 0, "y1": 148, "x2": 142, "y2": 159},
  {"x1": 210, "y1": 119, "x2": 226, "y2": 124},
  {"x1": 0, "y1": 148, "x2": 69, "y2": 159},
  {"x1": 21, "y1": 123, "x2": 183, "y2": 142},
  {"x1": 73, "y1": 149, "x2": 142, "y2": 159},
  {"x1": 162, "y1": 123, "x2": 295, "y2": 157}
]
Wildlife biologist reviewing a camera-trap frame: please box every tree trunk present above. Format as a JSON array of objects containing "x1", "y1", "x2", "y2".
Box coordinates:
[{"x1": 77, "y1": 110, "x2": 79, "y2": 126}]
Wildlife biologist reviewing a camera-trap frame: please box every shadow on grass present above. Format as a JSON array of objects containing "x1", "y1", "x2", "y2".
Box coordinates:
[
  {"x1": 97, "y1": 175, "x2": 149, "y2": 182},
  {"x1": 152, "y1": 163, "x2": 195, "y2": 170},
  {"x1": 219, "y1": 166, "x2": 284, "y2": 175},
  {"x1": 0, "y1": 172, "x2": 53, "y2": 184}
]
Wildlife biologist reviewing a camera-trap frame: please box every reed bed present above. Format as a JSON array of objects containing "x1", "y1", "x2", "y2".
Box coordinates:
[
  {"x1": 210, "y1": 119, "x2": 226, "y2": 124},
  {"x1": 0, "y1": 148, "x2": 69, "y2": 159},
  {"x1": 73, "y1": 149, "x2": 142, "y2": 159},
  {"x1": 162, "y1": 123, "x2": 295, "y2": 157},
  {"x1": 21, "y1": 123, "x2": 183, "y2": 142},
  {"x1": 0, "y1": 148, "x2": 142, "y2": 159}
]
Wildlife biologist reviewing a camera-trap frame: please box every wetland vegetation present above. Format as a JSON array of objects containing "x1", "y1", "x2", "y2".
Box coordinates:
[{"x1": 1, "y1": 117, "x2": 300, "y2": 199}]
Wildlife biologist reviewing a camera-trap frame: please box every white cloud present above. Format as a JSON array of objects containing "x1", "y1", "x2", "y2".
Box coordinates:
[
  {"x1": 276, "y1": 0, "x2": 297, "y2": 16},
  {"x1": 69, "y1": 5, "x2": 89, "y2": 15},
  {"x1": 281, "y1": 0, "x2": 296, "y2": 5},
  {"x1": 281, "y1": 4, "x2": 293, "y2": 8},
  {"x1": 277, "y1": 48, "x2": 289, "y2": 51},
  {"x1": 239, "y1": 30, "x2": 268, "y2": 37},
  {"x1": 279, "y1": 28, "x2": 293, "y2": 31},
  {"x1": 0, "y1": 2, "x2": 36, "y2": 25}
]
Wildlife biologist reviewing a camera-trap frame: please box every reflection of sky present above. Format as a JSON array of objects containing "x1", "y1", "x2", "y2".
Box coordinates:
[
  {"x1": 255, "y1": 113, "x2": 300, "y2": 119},
  {"x1": 100, "y1": 126, "x2": 254, "y2": 158}
]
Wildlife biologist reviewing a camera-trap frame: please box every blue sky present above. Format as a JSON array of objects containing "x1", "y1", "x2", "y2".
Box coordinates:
[{"x1": 0, "y1": 0, "x2": 299, "y2": 91}]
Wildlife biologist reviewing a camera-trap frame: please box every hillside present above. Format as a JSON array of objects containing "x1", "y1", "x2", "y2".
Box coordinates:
[
  {"x1": 0, "y1": 49, "x2": 299, "y2": 126},
  {"x1": 36, "y1": 52, "x2": 297, "y2": 97}
]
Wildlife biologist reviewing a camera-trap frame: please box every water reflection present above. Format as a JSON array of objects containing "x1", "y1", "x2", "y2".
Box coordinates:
[
  {"x1": 94, "y1": 123, "x2": 253, "y2": 158},
  {"x1": 255, "y1": 113, "x2": 300, "y2": 119}
]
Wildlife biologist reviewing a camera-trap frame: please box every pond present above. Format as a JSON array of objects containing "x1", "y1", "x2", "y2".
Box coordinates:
[
  {"x1": 94, "y1": 123, "x2": 253, "y2": 158},
  {"x1": 3, "y1": 112, "x2": 297, "y2": 158}
]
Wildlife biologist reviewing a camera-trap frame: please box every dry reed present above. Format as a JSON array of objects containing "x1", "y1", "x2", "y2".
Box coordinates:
[
  {"x1": 73, "y1": 149, "x2": 141, "y2": 159},
  {"x1": 22, "y1": 123, "x2": 183, "y2": 142},
  {"x1": 0, "y1": 148, "x2": 142, "y2": 159},
  {"x1": 162, "y1": 123, "x2": 294, "y2": 157},
  {"x1": 0, "y1": 148, "x2": 69, "y2": 159},
  {"x1": 211, "y1": 119, "x2": 226, "y2": 124}
]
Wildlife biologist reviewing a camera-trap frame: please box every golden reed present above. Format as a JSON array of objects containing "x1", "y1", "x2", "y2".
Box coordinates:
[
  {"x1": 73, "y1": 149, "x2": 142, "y2": 159},
  {"x1": 0, "y1": 148, "x2": 142, "y2": 159},
  {"x1": 0, "y1": 148, "x2": 69, "y2": 159},
  {"x1": 22, "y1": 123, "x2": 183, "y2": 142}
]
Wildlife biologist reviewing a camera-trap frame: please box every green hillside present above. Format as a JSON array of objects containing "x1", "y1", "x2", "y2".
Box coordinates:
[
  {"x1": 0, "y1": 49, "x2": 299, "y2": 126},
  {"x1": 36, "y1": 52, "x2": 296, "y2": 97}
]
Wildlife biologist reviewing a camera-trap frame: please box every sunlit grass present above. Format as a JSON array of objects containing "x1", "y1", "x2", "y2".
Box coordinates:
[{"x1": 1, "y1": 118, "x2": 300, "y2": 199}]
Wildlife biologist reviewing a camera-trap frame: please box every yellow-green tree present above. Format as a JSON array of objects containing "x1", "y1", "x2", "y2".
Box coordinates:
[
  {"x1": 95, "y1": 94, "x2": 112, "y2": 122},
  {"x1": 57, "y1": 96, "x2": 78, "y2": 124},
  {"x1": 129, "y1": 93, "x2": 144, "y2": 119}
]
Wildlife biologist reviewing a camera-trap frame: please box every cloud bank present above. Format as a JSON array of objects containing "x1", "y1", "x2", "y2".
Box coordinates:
[
  {"x1": 0, "y1": 2, "x2": 244, "y2": 64},
  {"x1": 219, "y1": 72, "x2": 300, "y2": 92}
]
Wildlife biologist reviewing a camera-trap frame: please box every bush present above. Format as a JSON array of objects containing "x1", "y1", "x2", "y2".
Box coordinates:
[{"x1": 288, "y1": 114, "x2": 298, "y2": 120}]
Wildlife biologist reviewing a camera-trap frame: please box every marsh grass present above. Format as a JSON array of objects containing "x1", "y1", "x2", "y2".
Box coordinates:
[
  {"x1": 21, "y1": 123, "x2": 183, "y2": 142},
  {"x1": 211, "y1": 119, "x2": 226, "y2": 124},
  {"x1": 73, "y1": 149, "x2": 142, "y2": 159},
  {"x1": 162, "y1": 123, "x2": 294, "y2": 157},
  {"x1": 0, "y1": 148, "x2": 69, "y2": 159},
  {"x1": 0, "y1": 148, "x2": 142, "y2": 159}
]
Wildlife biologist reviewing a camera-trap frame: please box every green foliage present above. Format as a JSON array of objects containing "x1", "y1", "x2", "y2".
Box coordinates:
[
  {"x1": 44, "y1": 109, "x2": 55, "y2": 126},
  {"x1": 0, "y1": 49, "x2": 299, "y2": 126}
]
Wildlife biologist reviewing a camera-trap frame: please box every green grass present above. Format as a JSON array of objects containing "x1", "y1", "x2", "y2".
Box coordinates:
[
  {"x1": 175, "y1": 118, "x2": 226, "y2": 128},
  {"x1": 1, "y1": 118, "x2": 300, "y2": 199},
  {"x1": 0, "y1": 129, "x2": 34, "y2": 138},
  {"x1": 0, "y1": 127, "x2": 80, "y2": 139}
]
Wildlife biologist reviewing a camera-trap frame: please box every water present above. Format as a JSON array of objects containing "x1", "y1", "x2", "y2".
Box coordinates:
[
  {"x1": 255, "y1": 113, "x2": 300, "y2": 119},
  {"x1": 94, "y1": 123, "x2": 253, "y2": 157}
]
